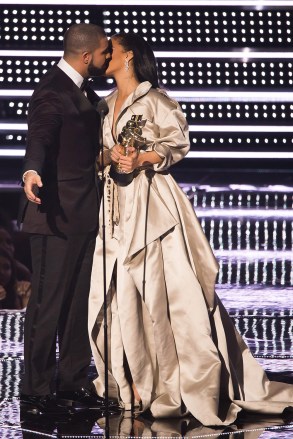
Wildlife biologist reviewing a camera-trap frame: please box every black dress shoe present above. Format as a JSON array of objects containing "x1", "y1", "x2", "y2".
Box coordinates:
[
  {"x1": 20, "y1": 393, "x2": 74, "y2": 416},
  {"x1": 56, "y1": 387, "x2": 121, "y2": 412}
]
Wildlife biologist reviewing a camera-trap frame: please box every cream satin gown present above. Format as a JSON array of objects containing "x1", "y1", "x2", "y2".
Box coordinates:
[{"x1": 88, "y1": 83, "x2": 293, "y2": 427}]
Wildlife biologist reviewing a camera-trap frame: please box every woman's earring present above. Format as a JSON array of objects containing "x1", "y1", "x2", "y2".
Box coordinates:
[{"x1": 124, "y1": 59, "x2": 129, "y2": 71}]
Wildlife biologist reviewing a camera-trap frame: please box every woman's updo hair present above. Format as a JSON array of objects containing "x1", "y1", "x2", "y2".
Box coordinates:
[{"x1": 113, "y1": 32, "x2": 159, "y2": 88}]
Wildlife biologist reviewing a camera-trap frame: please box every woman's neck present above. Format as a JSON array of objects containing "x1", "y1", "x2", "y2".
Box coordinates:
[{"x1": 114, "y1": 73, "x2": 140, "y2": 101}]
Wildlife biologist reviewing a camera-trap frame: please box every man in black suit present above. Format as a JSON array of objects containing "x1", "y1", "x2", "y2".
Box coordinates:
[{"x1": 18, "y1": 23, "x2": 111, "y2": 416}]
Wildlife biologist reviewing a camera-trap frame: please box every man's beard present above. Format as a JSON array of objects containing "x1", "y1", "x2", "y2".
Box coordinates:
[{"x1": 88, "y1": 58, "x2": 110, "y2": 77}]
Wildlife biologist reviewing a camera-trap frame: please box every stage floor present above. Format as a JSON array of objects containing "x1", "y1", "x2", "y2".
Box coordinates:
[{"x1": 0, "y1": 183, "x2": 292, "y2": 438}]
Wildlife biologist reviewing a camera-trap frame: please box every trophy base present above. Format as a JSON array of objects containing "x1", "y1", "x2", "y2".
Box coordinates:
[{"x1": 109, "y1": 165, "x2": 134, "y2": 185}]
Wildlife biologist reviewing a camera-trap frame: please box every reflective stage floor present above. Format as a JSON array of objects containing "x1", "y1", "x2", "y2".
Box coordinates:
[{"x1": 0, "y1": 183, "x2": 292, "y2": 438}]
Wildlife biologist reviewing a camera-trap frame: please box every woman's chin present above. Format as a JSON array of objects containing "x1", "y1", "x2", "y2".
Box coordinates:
[{"x1": 104, "y1": 69, "x2": 113, "y2": 78}]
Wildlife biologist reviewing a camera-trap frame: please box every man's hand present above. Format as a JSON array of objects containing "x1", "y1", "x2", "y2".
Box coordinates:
[{"x1": 23, "y1": 171, "x2": 43, "y2": 204}]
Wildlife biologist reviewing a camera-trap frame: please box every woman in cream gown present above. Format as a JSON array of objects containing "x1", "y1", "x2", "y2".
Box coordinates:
[{"x1": 88, "y1": 33, "x2": 293, "y2": 426}]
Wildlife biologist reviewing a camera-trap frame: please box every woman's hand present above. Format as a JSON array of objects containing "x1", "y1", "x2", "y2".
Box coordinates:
[
  {"x1": 110, "y1": 144, "x2": 140, "y2": 173},
  {"x1": 110, "y1": 144, "x2": 125, "y2": 164}
]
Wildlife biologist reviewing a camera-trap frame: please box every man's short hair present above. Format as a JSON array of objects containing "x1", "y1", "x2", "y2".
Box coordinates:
[{"x1": 63, "y1": 23, "x2": 106, "y2": 55}]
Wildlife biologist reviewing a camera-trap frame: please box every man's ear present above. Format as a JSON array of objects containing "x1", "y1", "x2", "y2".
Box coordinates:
[{"x1": 82, "y1": 51, "x2": 90, "y2": 65}]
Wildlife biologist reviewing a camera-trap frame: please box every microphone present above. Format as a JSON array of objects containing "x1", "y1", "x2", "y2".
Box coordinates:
[
  {"x1": 95, "y1": 99, "x2": 110, "y2": 431},
  {"x1": 96, "y1": 98, "x2": 109, "y2": 152},
  {"x1": 95, "y1": 98, "x2": 109, "y2": 117}
]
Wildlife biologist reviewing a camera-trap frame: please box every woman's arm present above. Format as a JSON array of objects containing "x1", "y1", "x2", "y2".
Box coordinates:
[
  {"x1": 98, "y1": 144, "x2": 163, "y2": 174},
  {"x1": 116, "y1": 148, "x2": 162, "y2": 174}
]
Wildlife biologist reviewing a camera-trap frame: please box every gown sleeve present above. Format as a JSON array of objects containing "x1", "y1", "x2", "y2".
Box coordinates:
[{"x1": 152, "y1": 95, "x2": 190, "y2": 172}]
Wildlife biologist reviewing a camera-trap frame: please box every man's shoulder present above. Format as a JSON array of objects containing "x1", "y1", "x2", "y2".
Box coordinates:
[
  {"x1": 33, "y1": 66, "x2": 71, "y2": 93},
  {"x1": 30, "y1": 66, "x2": 75, "y2": 103}
]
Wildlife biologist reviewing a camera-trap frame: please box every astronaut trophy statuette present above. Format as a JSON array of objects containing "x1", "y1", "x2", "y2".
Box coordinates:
[{"x1": 110, "y1": 115, "x2": 146, "y2": 185}]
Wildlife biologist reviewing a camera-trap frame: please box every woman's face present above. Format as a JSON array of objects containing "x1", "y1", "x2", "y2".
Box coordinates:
[
  {"x1": 0, "y1": 255, "x2": 12, "y2": 288},
  {"x1": 105, "y1": 38, "x2": 128, "y2": 77}
]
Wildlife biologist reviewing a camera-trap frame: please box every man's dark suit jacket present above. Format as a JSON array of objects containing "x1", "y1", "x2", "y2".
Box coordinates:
[{"x1": 19, "y1": 65, "x2": 101, "y2": 236}]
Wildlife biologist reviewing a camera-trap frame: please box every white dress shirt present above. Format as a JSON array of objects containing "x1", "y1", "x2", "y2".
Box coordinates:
[{"x1": 57, "y1": 57, "x2": 84, "y2": 88}]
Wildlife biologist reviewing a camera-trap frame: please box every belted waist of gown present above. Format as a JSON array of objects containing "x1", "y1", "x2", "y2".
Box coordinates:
[{"x1": 103, "y1": 164, "x2": 154, "y2": 237}]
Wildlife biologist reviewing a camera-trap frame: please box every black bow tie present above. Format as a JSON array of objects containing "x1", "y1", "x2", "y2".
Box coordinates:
[{"x1": 80, "y1": 77, "x2": 93, "y2": 92}]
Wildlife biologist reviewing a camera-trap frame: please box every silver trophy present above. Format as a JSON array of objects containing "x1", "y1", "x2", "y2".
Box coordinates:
[{"x1": 110, "y1": 115, "x2": 146, "y2": 185}]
